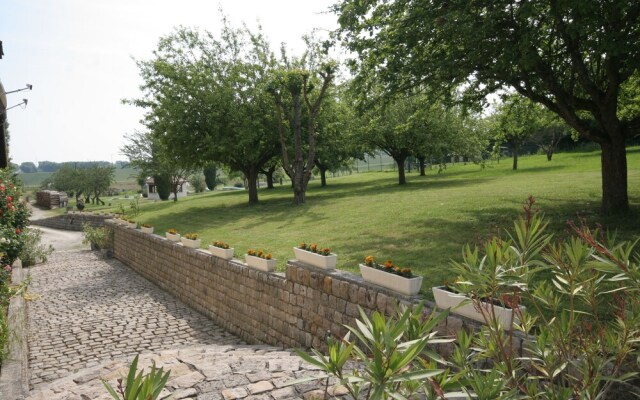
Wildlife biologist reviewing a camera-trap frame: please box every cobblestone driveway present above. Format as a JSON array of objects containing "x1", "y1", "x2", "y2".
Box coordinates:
[{"x1": 27, "y1": 250, "x2": 244, "y2": 388}]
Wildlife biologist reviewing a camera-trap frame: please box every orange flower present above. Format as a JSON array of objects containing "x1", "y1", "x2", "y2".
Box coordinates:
[
  {"x1": 364, "y1": 255, "x2": 375, "y2": 266},
  {"x1": 384, "y1": 260, "x2": 394, "y2": 269},
  {"x1": 265, "y1": 253, "x2": 272, "y2": 260},
  {"x1": 310, "y1": 244, "x2": 318, "y2": 252},
  {"x1": 247, "y1": 249, "x2": 256, "y2": 256}
]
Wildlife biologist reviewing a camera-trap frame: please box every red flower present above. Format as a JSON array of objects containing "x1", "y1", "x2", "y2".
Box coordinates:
[
  {"x1": 15, "y1": 228, "x2": 21, "y2": 234},
  {"x1": 6, "y1": 196, "x2": 12, "y2": 202}
]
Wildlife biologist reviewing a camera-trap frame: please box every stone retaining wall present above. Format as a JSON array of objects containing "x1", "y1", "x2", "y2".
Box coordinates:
[
  {"x1": 109, "y1": 221, "x2": 526, "y2": 353},
  {"x1": 30, "y1": 212, "x2": 114, "y2": 231}
]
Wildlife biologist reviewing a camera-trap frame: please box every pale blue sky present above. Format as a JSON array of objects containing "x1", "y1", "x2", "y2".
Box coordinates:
[{"x1": 1, "y1": 0, "x2": 337, "y2": 165}]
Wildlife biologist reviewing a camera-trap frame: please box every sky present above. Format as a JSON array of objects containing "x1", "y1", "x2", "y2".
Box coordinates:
[{"x1": 0, "y1": 0, "x2": 338, "y2": 165}]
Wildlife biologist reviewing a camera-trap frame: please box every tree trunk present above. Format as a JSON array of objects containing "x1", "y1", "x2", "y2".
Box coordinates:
[
  {"x1": 600, "y1": 140, "x2": 628, "y2": 215},
  {"x1": 320, "y1": 166, "x2": 327, "y2": 187},
  {"x1": 418, "y1": 157, "x2": 426, "y2": 176},
  {"x1": 265, "y1": 172, "x2": 274, "y2": 189},
  {"x1": 245, "y1": 168, "x2": 259, "y2": 204},
  {"x1": 512, "y1": 143, "x2": 519, "y2": 170},
  {"x1": 394, "y1": 156, "x2": 408, "y2": 185},
  {"x1": 546, "y1": 149, "x2": 553, "y2": 161}
]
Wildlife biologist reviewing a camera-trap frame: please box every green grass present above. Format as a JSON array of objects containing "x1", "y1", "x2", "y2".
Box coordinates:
[{"x1": 95, "y1": 148, "x2": 640, "y2": 296}]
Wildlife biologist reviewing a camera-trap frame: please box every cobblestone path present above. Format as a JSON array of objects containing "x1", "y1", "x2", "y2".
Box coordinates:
[{"x1": 27, "y1": 250, "x2": 244, "y2": 388}]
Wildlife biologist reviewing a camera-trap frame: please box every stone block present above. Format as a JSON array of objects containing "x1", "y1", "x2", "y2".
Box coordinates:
[{"x1": 323, "y1": 276, "x2": 332, "y2": 294}]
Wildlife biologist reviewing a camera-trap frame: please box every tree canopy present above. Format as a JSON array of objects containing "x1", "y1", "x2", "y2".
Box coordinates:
[{"x1": 335, "y1": 0, "x2": 640, "y2": 214}]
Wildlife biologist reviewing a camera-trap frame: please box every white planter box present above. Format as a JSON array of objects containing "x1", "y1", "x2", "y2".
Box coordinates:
[
  {"x1": 293, "y1": 247, "x2": 337, "y2": 269},
  {"x1": 127, "y1": 222, "x2": 137, "y2": 229},
  {"x1": 165, "y1": 232, "x2": 181, "y2": 242},
  {"x1": 140, "y1": 226, "x2": 154, "y2": 234},
  {"x1": 181, "y1": 238, "x2": 202, "y2": 249},
  {"x1": 359, "y1": 264, "x2": 423, "y2": 296},
  {"x1": 245, "y1": 254, "x2": 276, "y2": 272},
  {"x1": 432, "y1": 286, "x2": 524, "y2": 328},
  {"x1": 209, "y1": 245, "x2": 234, "y2": 260}
]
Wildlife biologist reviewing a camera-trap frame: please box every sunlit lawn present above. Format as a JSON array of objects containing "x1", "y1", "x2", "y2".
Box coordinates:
[{"x1": 84, "y1": 148, "x2": 640, "y2": 296}]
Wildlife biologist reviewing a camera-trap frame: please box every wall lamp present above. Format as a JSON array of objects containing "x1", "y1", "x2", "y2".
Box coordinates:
[
  {"x1": 2, "y1": 84, "x2": 33, "y2": 95},
  {"x1": 5, "y1": 99, "x2": 28, "y2": 111}
]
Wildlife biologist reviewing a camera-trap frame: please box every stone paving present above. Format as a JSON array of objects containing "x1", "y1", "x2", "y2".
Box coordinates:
[
  {"x1": 26, "y1": 344, "x2": 339, "y2": 400},
  {"x1": 25, "y1": 250, "x2": 344, "y2": 399}
]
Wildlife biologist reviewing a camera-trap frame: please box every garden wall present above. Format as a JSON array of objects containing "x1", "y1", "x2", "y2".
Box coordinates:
[
  {"x1": 109, "y1": 221, "x2": 527, "y2": 353},
  {"x1": 30, "y1": 212, "x2": 114, "y2": 231}
]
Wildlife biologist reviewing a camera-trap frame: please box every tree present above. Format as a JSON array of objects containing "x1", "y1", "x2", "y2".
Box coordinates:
[
  {"x1": 83, "y1": 164, "x2": 115, "y2": 205},
  {"x1": 203, "y1": 164, "x2": 218, "y2": 191},
  {"x1": 121, "y1": 130, "x2": 191, "y2": 202},
  {"x1": 126, "y1": 24, "x2": 280, "y2": 204},
  {"x1": 313, "y1": 86, "x2": 362, "y2": 187},
  {"x1": 269, "y1": 62, "x2": 336, "y2": 204},
  {"x1": 492, "y1": 94, "x2": 545, "y2": 170},
  {"x1": 335, "y1": 0, "x2": 640, "y2": 214},
  {"x1": 19, "y1": 162, "x2": 37, "y2": 173},
  {"x1": 532, "y1": 112, "x2": 573, "y2": 162}
]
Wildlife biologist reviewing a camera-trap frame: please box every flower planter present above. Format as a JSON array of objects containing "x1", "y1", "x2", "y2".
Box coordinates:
[
  {"x1": 140, "y1": 226, "x2": 154, "y2": 234},
  {"x1": 127, "y1": 222, "x2": 137, "y2": 229},
  {"x1": 293, "y1": 247, "x2": 337, "y2": 269},
  {"x1": 209, "y1": 245, "x2": 234, "y2": 260},
  {"x1": 165, "y1": 232, "x2": 181, "y2": 242},
  {"x1": 245, "y1": 254, "x2": 276, "y2": 272},
  {"x1": 359, "y1": 264, "x2": 423, "y2": 296},
  {"x1": 432, "y1": 286, "x2": 524, "y2": 327},
  {"x1": 181, "y1": 237, "x2": 202, "y2": 249}
]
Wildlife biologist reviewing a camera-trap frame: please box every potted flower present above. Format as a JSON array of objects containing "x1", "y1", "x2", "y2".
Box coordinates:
[
  {"x1": 359, "y1": 256, "x2": 423, "y2": 296},
  {"x1": 293, "y1": 242, "x2": 337, "y2": 269},
  {"x1": 140, "y1": 223, "x2": 154, "y2": 234},
  {"x1": 127, "y1": 219, "x2": 137, "y2": 229},
  {"x1": 209, "y1": 240, "x2": 234, "y2": 260},
  {"x1": 244, "y1": 249, "x2": 276, "y2": 272},
  {"x1": 181, "y1": 233, "x2": 201, "y2": 249},
  {"x1": 432, "y1": 283, "x2": 525, "y2": 328},
  {"x1": 165, "y1": 228, "x2": 180, "y2": 242}
]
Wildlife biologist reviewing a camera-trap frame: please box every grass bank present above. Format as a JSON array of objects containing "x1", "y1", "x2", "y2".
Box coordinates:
[{"x1": 101, "y1": 148, "x2": 640, "y2": 294}]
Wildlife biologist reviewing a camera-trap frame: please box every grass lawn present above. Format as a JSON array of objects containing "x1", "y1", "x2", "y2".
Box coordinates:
[{"x1": 91, "y1": 148, "x2": 640, "y2": 296}]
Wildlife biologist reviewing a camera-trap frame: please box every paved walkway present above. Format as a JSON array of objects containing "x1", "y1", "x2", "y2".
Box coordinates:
[{"x1": 25, "y1": 250, "x2": 335, "y2": 399}]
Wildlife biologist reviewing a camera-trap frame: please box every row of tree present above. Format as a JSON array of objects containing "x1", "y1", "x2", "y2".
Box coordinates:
[
  {"x1": 45, "y1": 163, "x2": 115, "y2": 205},
  {"x1": 123, "y1": 1, "x2": 639, "y2": 214},
  {"x1": 121, "y1": 22, "x2": 494, "y2": 204},
  {"x1": 18, "y1": 160, "x2": 128, "y2": 174}
]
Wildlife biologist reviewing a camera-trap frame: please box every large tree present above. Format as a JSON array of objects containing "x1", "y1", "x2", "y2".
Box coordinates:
[
  {"x1": 126, "y1": 23, "x2": 280, "y2": 204},
  {"x1": 335, "y1": 0, "x2": 640, "y2": 214},
  {"x1": 269, "y1": 61, "x2": 336, "y2": 204}
]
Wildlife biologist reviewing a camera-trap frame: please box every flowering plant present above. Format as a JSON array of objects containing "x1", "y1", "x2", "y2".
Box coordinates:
[
  {"x1": 141, "y1": 223, "x2": 152, "y2": 228},
  {"x1": 247, "y1": 249, "x2": 272, "y2": 260},
  {"x1": 166, "y1": 228, "x2": 179, "y2": 235},
  {"x1": 212, "y1": 241, "x2": 230, "y2": 249},
  {"x1": 299, "y1": 242, "x2": 332, "y2": 256},
  {"x1": 183, "y1": 233, "x2": 199, "y2": 240},
  {"x1": 363, "y1": 256, "x2": 413, "y2": 278}
]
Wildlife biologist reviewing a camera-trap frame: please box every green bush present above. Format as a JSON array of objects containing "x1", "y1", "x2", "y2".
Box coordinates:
[
  {"x1": 18, "y1": 228, "x2": 54, "y2": 267},
  {"x1": 82, "y1": 224, "x2": 113, "y2": 250},
  {"x1": 296, "y1": 196, "x2": 640, "y2": 399}
]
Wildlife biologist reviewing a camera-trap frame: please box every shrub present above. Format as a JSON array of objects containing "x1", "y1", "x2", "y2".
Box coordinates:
[
  {"x1": 102, "y1": 354, "x2": 170, "y2": 400},
  {"x1": 82, "y1": 224, "x2": 113, "y2": 250},
  {"x1": 18, "y1": 228, "x2": 54, "y2": 267}
]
